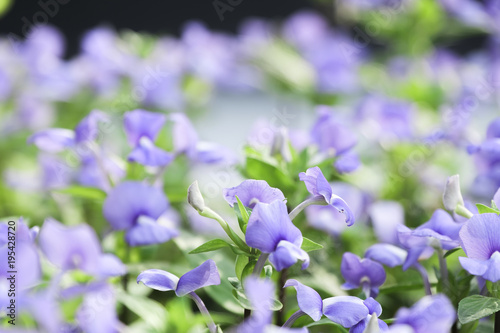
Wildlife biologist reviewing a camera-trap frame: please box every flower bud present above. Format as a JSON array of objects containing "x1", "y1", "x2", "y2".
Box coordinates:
[
  {"x1": 443, "y1": 174, "x2": 464, "y2": 211},
  {"x1": 188, "y1": 181, "x2": 205, "y2": 213}
]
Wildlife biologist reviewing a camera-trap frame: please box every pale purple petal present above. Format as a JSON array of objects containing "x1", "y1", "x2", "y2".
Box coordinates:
[
  {"x1": 299, "y1": 166, "x2": 332, "y2": 203},
  {"x1": 246, "y1": 201, "x2": 302, "y2": 253},
  {"x1": 137, "y1": 269, "x2": 179, "y2": 292},
  {"x1": 459, "y1": 213, "x2": 500, "y2": 260},
  {"x1": 223, "y1": 180, "x2": 286, "y2": 208},
  {"x1": 459, "y1": 257, "x2": 488, "y2": 276},
  {"x1": 127, "y1": 137, "x2": 174, "y2": 167},
  {"x1": 77, "y1": 283, "x2": 119, "y2": 333},
  {"x1": 284, "y1": 279, "x2": 323, "y2": 321},
  {"x1": 269, "y1": 240, "x2": 309, "y2": 271},
  {"x1": 38, "y1": 218, "x2": 101, "y2": 275},
  {"x1": 98, "y1": 254, "x2": 127, "y2": 277},
  {"x1": 175, "y1": 259, "x2": 221, "y2": 296},
  {"x1": 123, "y1": 109, "x2": 166, "y2": 146},
  {"x1": 394, "y1": 294, "x2": 455, "y2": 333},
  {"x1": 125, "y1": 216, "x2": 178, "y2": 247},
  {"x1": 28, "y1": 129, "x2": 75, "y2": 153},
  {"x1": 103, "y1": 181, "x2": 169, "y2": 230},
  {"x1": 368, "y1": 201, "x2": 405, "y2": 244},
  {"x1": 351, "y1": 316, "x2": 389, "y2": 333},
  {"x1": 341, "y1": 252, "x2": 386, "y2": 296},
  {"x1": 331, "y1": 196, "x2": 355, "y2": 226},
  {"x1": 363, "y1": 298, "x2": 382, "y2": 317},
  {"x1": 311, "y1": 106, "x2": 357, "y2": 155},
  {"x1": 170, "y1": 112, "x2": 198, "y2": 158},
  {"x1": 364, "y1": 244, "x2": 407, "y2": 268},
  {"x1": 74, "y1": 109, "x2": 109, "y2": 143},
  {"x1": 334, "y1": 151, "x2": 360, "y2": 174},
  {"x1": 322, "y1": 296, "x2": 368, "y2": 328}
]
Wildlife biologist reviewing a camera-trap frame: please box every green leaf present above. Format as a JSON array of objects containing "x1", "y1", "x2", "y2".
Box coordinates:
[
  {"x1": 301, "y1": 237, "x2": 323, "y2": 252},
  {"x1": 444, "y1": 248, "x2": 461, "y2": 258},
  {"x1": 264, "y1": 265, "x2": 273, "y2": 278},
  {"x1": 244, "y1": 153, "x2": 294, "y2": 191},
  {"x1": 189, "y1": 239, "x2": 233, "y2": 254},
  {"x1": 458, "y1": 295, "x2": 500, "y2": 324},
  {"x1": 235, "y1": 255, "x2": 249, "y2": 280},
  {"x1": 234, "y1": 196, "x2": 251, "y2": 233},
  {"x1": 241, "y1": 260, "x2": 257, "y2": 281},
  {"x1": 228, "y1": 277, "x2": 241, "y2": 290},
  {"x1": 116, "y1": 291, "x2": 167, "y2": 332},
  {"x1": 305, "y1": 318, "x2": 349, "y2": 332},
  {"x1": 476, "y1": 204, "x2": 500, "y2": 215},
  {"x1": 232, "y1": 289, "x2": 282, "y2": 311},
  {"x1": 54, "y1": 186, "x2": 107, "y2": 200}
]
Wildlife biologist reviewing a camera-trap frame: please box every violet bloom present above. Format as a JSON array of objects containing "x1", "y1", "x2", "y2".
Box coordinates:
[
  {"x1": 38, "y1": 218, "x2": 125, "y2": 278},
  {"x1": 391, "y1": 294, "x2": 455, "y2": 333},
  {"x1": 397, "y1": 209, "x2": 463, "y2": 270},
  {"x1": 311, "y1": 106, "x2": 358, "y2": 158},
  {"x1": 283, "y1": 279, "x2": 388, "y2": 332},
  {"x1": 459, "y1": 213, "x2": 500, "y2": 282},
  {"x1": 299, "y1": 166, "x2": 354, "y2": 225},
  {"x1": 124, "y1": 109, "x2": 173, "y2": 167},
  {"x1": 237, "y1": 277, "x2": 307, "y2": 333},
  {"x1": 341, "y1": 252, "x2": 386, "y2": 298},
  {"x1": 305, "y1": 182, "x2": 365, "y2": 236},
  {"x1": 246, "y1": 201, "x2": 309, "y2": 271},
  {"x1": 223, "y1": 180, "x2": 286, "y2": 208},
  {"x1": 138, "y1": 260, "x2": 220, "y2": 333},
  {"x1": 137, "y1": 259, "x2": 220, "y2": 296},
  {"x1": 368, "y1": 201, "x2": 405, "y2": 245},
  {"x1": 103, "y1": 181, "x2": 178, "y2": 246}
]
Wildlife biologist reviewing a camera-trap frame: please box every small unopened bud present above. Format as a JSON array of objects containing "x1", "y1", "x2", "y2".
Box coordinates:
[
  {"x1": 443, "y1": 174, "x2": 464, "y2": 211},
  {"x1": 362, "y1": 313, "x2": 380, "y2": 333},
  {"x1": 188, "y1": 181, "x2": 205, "y2": 213},
  {"x1": 270, "y1": 127, "x2": 291, "y2": 162}
]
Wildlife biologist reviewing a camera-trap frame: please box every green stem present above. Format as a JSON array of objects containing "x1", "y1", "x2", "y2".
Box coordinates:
[
  {"x1": 282, "y1": 310, "x2": 306, "y2": 328},
  {"x1": 120, "y1": 245, "x2": 131, "y2": 324},
  {"x1": 200, "y1": 207, "x2": 249, "y2": 252},
  {"x1": 277, "y1": 269, "x2": 288, "y2": 326},
  {"x1": 288, "y1": 196, "x2": 327, "y2": 221},
  {"x1": 188, "y1": 292, "x2": 217, "y2": 333},
  {"x1": 253, "y1": 253, "x2": 270, "y2": 276}
]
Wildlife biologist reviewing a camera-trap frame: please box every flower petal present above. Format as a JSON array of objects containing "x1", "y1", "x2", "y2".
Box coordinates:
[
  {"x1": 364, "y1": 244, "x2": 407, "y2": 268},
  {"x1": 299, "y1": 166, "x2": 332, "y2": 203},
  {"x1": 103, "y1": 181, "x2": 169, "y2": 230},
  {"x1": 125, "y1": 216, "x2": 178, "y2": 247},
  {"x1": 127, "y1": 137, "x2": 174, "y2": 167},
  {"x1": 124, "y1": 109, "x2": 166, "y2": 146},
  {"x1": 269, "y1": 240, "x2": 309, "y2": 271},
  {"x1": 98, "y1": 254, "x2": 127, "y2": 277},
  {"x1": 175, "y1": 259, "x2": 221, "y2": 296},
  {"x1": 223, "y1": 180, "x2": 285, "y2": 208},
  {"x1": 283, "y1": 279, "x2": 323, "y2": 321},
  {"x1": 246, "y1": 201, "x2": 302, "y2": 253},
  {"x1": 459, "y1": 256, "x2": 488, "y2": 276},
  {"x1": 28, "y1": 128, "x2": 75, "y2": 153},
  {"x1": 459, "y1": 213, "x2": 500, "y2": 260},
  {"x1": 137, "y1": 269, "x2": 179, "y2": 292},
  {"x1": 331, "y1": 195, "x2": 355, "y2": 226},
  {"x1": 74, "y1": 109, "x2": 109, "y2": 143},
  {"x1": 322, "y1": 296, "x2": 368, "y2": 328}
]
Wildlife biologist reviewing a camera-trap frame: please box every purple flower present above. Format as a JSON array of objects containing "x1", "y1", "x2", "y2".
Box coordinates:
[
  {"x1": 238, "y1": 277, "x2": 308, "y2": 333},
  {"x1": 246, "y1": 201, "x2": 309, "y2": 271},
  {"x1": 392, "y1": 294, "x2": 455, "y2": 333},
  {"x1": 311, "y1": 106, "x2": 357, "y2": 157},
  {"x1": 299, "y1": 166, "x2": 354, "y2": 226},
  {"x1": 38, "y1": 218, "x2": 125, "y2": 278},
  {"x1": 137, "y1": 259, "x2": 220, "y2": 296},
  {"x1": 364, "y1": 244, "x2": 407, "y2": 268},
  {"x1": 323, "y1": 296, "x2": 388, "y2": 332},
  {"x1": 124, "y1": 109, "x2": 173, "y2": 167},
  {"x1": 368, "y1": 201, "x2": 405, "y2": 244},
  {"x1": 305, "y1": 182, "x2": 365, "y2": 236},
  {"x1": 76, "y1": 283, "x2": 120, "y2": 333},
  {"x1": 341, "y1": 252, "x2": 386, "y2": 298},
  {"x1": 223, "y1": 180, "x2": 286, "y2": 208},
  {"x1": 284, "y1": 279, "x2": 323, "y2": 322},
  {"x1": 459, "y1": 213, "x2": 500, "y2": 282},
  {"x1": 103, "y1": 181, "x2": 178, "y2": 246},
  {"x1": 398, "y1": 209, "x2": 463, "y2": 270}
]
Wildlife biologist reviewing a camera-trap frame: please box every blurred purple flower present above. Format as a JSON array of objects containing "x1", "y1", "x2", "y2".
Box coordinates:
[
  {"x1": 246, "y1": 201, "x2": 309, "y2": 271},
  {"x1": 368, "y1": 201, "x2": 405, "y2": 244},
  {"x1": 38, "y1": 218, "x2": 125, "y2": 278},
  {"x1": 397, "y1": 209, "x2": 463, "y2": 270},
  {"x1": 364, "y1": 244, "x2": 407, "y2": 268},
  {"x1": 124, "y1": 109, "x2": 173, "y2": 167},
  {"x1": 341, "y1": 252, "x2": 386, "y2": 298},
  {"x1": 459, "y1": 213, "x2": 500, "y2": 282},
  {"x1": 137, "y1": 259, "x2": 220, "y2": 296},
  {"x1": 237, "y1": 277, "x2": 307, "y2": 333},
  {"x1": 223, "y1": 179, "x2": 285, "y2": 208},
  {"x1": 299, "y1": 166, "x2": 354, "y2": 226},
  {"x1": 103, "y1": 181, "x2": 177, "y2": 246},
  {"x1": 392, "y1": 294, "x2": 455, "y2": 333}
]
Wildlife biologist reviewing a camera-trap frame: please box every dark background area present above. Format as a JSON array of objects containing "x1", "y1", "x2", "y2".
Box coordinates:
[{"x1": 0, "y1": 0, "x2": 314, "y2": 57}]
